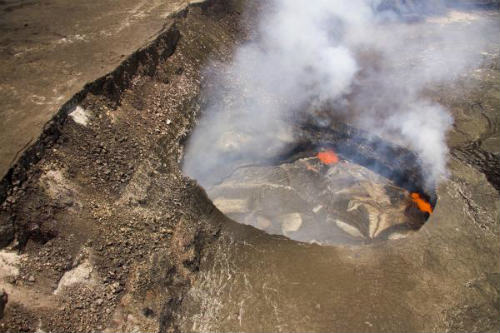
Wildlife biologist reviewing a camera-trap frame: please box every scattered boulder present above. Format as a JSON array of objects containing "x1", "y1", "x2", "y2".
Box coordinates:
[
  {"x1": 279, "y1": 213, "x2": 303, "y2": 235},
  {"x1": 54, "y1": 260, "x2": 96, "y2": 295}
]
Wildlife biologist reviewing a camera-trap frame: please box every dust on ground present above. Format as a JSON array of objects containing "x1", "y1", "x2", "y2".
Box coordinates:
[{"x1": 0, "y1": 2, "x2": 242, "y2": 331}]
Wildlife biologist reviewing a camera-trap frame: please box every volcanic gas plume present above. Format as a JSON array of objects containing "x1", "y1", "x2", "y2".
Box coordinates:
[{"x1": 183, "y1": 0, "x2": 491, "y2": 190}]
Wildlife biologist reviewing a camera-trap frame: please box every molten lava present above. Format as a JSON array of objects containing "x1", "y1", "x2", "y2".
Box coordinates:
[
  {"x1": 317, "y1": 150, "x2": 339, "y2": 165},
  {"x1": 410, "y1": 192, "x2": 433, "y2": 214}
]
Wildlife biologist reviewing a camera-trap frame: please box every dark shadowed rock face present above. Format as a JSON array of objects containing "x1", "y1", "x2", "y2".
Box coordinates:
[{"x1": 0, "y1": 290, "x2": 7, "y2": 319}]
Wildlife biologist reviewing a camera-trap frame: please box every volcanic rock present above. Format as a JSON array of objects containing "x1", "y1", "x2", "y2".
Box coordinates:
[
  {"x1": 208, "y1": 156, "x2": 421, "y2": 244},
  {"x1": 0, "y1": 290, "x2": 7, "y2": 319}
]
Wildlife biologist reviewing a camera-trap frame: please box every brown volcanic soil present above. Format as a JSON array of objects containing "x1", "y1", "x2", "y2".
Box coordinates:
[
  {"x1": 0, "y1": 1, "x2": 244, "y2": 331},
  {"x1": 0, "y1": 1, "x2": 499, "y2": 333},
  {"x1": 0, "y1": 0, "x2": 199, "y2": 179}
]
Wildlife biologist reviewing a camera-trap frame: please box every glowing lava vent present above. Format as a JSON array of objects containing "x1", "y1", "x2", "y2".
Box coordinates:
[{"x1": 317, "y1": 150, "x2": 339, "y2": 165}]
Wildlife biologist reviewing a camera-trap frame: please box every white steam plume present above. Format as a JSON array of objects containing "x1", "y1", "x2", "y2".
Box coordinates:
[{"x1": 183, "y1": 0, "x2": 496, "y2": 188}]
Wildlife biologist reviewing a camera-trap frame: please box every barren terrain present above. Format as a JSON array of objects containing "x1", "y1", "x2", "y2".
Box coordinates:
[{"x1": 0, "y1": 0, "x2": 499, "y2": 332}]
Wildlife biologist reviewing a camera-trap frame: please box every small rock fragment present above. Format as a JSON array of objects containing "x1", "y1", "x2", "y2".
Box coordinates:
[
  {"x1": 335, "y1": 220, "x2": 364, "y2": 239},
  {"x1": 256, "y1": 216, "x2": 271, "y2": 230},
  {"x1": 280, "y1": 213, "x2": 302, "y2": 234}
]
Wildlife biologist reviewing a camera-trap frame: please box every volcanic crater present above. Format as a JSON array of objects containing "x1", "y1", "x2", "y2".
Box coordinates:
[{"x1": 183, "y1": 116, "x2": 436, "y2": 245}]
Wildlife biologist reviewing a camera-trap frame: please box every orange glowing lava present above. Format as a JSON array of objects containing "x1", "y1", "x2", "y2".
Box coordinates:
[
  {"x1": 411, "y1": 193, "x2": 433, "y2": 214},
  {"x1": 317, "y1": 150, "x2": 339, "y2": 165}
]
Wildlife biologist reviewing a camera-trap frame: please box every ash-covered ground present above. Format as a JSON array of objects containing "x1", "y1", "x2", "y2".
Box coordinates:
[{"x1": 0, "y1": 0, "x2": 499, "y2": 332}]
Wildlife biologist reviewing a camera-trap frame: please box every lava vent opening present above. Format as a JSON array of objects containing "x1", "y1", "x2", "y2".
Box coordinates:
[{"x1": 182, "y1": 119, "x2": 436, "y2": 246}]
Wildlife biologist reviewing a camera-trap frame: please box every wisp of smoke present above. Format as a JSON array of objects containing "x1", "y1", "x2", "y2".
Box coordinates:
[{"x1": 183, "y1": 0, "x2": 494, "y2": 189}]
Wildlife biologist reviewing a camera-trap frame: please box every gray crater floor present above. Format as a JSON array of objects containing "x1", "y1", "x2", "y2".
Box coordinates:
[{"x1": 208, "y1": 156, "x2": 425, "y2": 245}]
